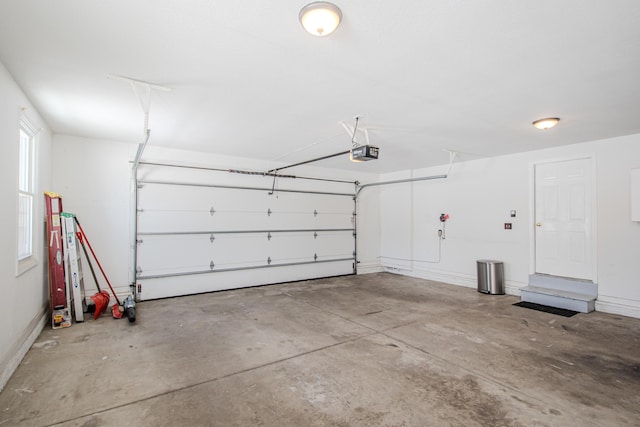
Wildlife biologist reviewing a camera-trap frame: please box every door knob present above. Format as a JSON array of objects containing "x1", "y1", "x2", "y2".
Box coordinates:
[{"x1": 536, "y1": 223, "x2": 542, "y2": 227}]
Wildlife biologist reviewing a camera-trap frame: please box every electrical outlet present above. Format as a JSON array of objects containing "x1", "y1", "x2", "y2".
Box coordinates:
[{"x1": 504, "y1": 223, "x2": 512, "y2": 230}]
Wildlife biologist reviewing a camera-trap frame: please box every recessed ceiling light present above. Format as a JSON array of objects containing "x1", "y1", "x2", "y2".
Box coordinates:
[
  {"x1": 532, "y1": 117, "x2": 560, "y2": 130},
  {"x1": 299, "y1": 2, "x2": 342, "y2": 37}
]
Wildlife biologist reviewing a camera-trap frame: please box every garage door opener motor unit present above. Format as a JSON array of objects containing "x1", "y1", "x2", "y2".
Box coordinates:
[{"x1": 350, "y1": 145, "x2": 379, "y2": 161}]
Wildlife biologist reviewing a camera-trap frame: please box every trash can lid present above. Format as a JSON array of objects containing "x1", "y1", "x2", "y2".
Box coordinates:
[{"x1": 476, "y1": 259, "x2": 503, "y2": 264}]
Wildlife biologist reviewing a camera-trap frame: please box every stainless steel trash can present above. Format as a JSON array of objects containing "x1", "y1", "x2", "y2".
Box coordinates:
[{"x1": 476, "y1": 260, "x2": 504, "y2": 294}]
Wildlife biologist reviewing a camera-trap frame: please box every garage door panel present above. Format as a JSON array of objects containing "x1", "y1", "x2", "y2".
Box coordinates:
[
  {"x1": 137, "y1": 235, "x2": 212, "y2": 274},
  {"x1": 268, "y1": 233, "x2": 318, "y2": 263},
  {"x1": 211, "y1": 236, "x2": 269, "y2": 268},
  {"x1": 136, "y1": 172, "x2": 356, "y2": 300},
  {"x1": 137, "y1": 260, "x2": 355, "y2": 300},
  {"x1": 139, "y1": 186, "x2": 353, "y2": 233},
  {"x1": 315, "y1": 232, "x2": 355, "y2": 257}
]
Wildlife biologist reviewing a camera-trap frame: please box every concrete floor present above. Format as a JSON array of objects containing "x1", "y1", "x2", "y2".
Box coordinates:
[{"x1": 1, "y1": 273, "x2": 639, "y2": 426}]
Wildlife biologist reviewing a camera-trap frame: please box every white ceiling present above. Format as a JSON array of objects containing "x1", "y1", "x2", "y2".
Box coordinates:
[{"x1": 1, "y1": 1, "x2": 639, "y2": 173}]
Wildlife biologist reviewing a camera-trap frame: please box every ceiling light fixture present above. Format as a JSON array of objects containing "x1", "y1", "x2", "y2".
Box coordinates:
[
  {"x1": 299, "y1": 2, "x2": 342, "y2": 37},
  {"x1": 532, "y1": 117, "x2": 560, "y2": 130}
]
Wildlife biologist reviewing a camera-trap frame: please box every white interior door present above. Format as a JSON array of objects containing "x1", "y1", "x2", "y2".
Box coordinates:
[{"x1": 534, "y1": 158, "x2": 593, "y2": 280}]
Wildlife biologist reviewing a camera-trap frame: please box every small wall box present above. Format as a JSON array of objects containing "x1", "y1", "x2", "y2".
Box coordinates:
[{"x1": 632, "y1": 169, "x2": 640, "y2": 221}]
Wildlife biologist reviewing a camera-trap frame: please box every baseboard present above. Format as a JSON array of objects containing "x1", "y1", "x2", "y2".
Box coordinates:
[
  {"x1": 84, "y1": 285, "x2": 135, "y2": 306},
  {"x1": 409, "y1": 268, "x2": 476, "y2": 289},
  {"x1": 383, "y1": 267, "x2": 527, "y2": 297},
  {"x1": 380, "y1": 259, "x2": 412, "y2": 271},
  {"x1": 357, "y1": 261, "x2": 383, "y2": 275},
  {"x1": 0, "y1": 306, "x2": 48, "y2": 392},
  {"x1": 595, "y1": 295, "x2": 640, "y2": 319},
  {"x1": 505, "y1": 281, "x2": 527, "y2": 296}
]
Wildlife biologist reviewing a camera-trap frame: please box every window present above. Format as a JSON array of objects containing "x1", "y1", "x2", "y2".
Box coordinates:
[{"x1": 17, "y1": 118, "x2": 38, "y2": 274}]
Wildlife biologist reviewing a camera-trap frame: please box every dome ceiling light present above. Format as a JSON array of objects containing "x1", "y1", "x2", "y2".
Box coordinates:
[
  {"x1": 299, "y1": 2, "x2": 342, "y2": 36},
  {"x1": 532, "y1": 117, "x2": 560, "y2": 130}
]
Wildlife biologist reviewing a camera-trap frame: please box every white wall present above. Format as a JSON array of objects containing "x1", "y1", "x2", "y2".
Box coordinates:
[
  {"x1": 0, "y1": 62, "x2": 53, "y2": 391},
  {"x1": 380, "y1": 134, "x2": 640, "y2": 318},
  {"x1": 52, "y1": 137, "x2": 381, "y2": 300},
  {"x1": 52, "y1": 135, "x2": 137, "y2": 298}
]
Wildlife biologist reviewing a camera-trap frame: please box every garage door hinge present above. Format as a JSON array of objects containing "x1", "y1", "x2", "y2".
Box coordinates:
[
  {"x1": 314, "y1": 209, "x2": 318, "y2": 217},
  {"x1": 136, "y1": 266, "x2": 143, "y2": 276},
  {"x1": 267, "y1": 208, "x2": 272, "y2": 216},
  {"x1": 314, "y1": 232, "x2": 318, "y2": 239},
  {"x1": 137, "y1": 239, "x2": 143, "y2": 244},
  {"x1": 210, "y1": 261, "x2": 215, "y2": 270},
  {"x1": 267, "y1": 256, "x2": 272, "y2": 265},
  {"x1": 314, "y1": 253, "x2": 318, "y2": 261},
  {"x1": 210, "y1": 206, "x2": 216, "y2": 216},
  {"x1": 267, "y1": 232, "x2": 272, "y2": 241},
  {"x1": 210, "y1": 234, "x2": 215, "y2": 243},
  {"x1": 137, "y1": 208, "x2": 144, "y2": 213}
]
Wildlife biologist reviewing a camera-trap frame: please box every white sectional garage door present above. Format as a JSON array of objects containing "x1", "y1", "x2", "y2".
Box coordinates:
[{"x1": 134, "y1": 163, "x2": 356, "y2": 300}]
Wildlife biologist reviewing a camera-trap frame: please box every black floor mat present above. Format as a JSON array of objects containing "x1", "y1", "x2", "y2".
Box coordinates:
[{"x1": 513, "y1": 301, "x2": 579, "y2": 317}]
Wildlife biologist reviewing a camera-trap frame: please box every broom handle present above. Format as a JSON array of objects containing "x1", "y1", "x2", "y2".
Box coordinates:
[
  {"x1": 77, "y1": 233, "x2": 102, "y2": 293},
  {"x1": 74, "y1": 217, "x2": 121, "y2": 305}
]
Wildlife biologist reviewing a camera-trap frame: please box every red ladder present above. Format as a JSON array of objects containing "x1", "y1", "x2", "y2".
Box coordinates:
[{"x1": 44, "y1": 192, "x2": 71, "y2": 328}]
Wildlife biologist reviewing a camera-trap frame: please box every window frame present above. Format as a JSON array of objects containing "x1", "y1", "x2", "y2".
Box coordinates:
[{"x1": 16, "y1": 116, "x2": 39, "y2": 276}]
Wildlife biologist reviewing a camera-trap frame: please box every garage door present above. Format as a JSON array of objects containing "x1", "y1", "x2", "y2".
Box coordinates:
[{"x1": 134, "y1": 163, "x2": 356, "y2": 300}]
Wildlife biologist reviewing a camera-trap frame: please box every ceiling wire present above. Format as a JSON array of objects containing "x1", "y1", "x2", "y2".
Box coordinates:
[{"x1": 269, "y1": 131, "x2": 346, "y2": 163}]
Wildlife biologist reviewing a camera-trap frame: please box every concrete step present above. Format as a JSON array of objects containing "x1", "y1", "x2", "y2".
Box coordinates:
[
  {"x1": 528, "y1": 274, "x2": 597, "y2": 296},
  {"x1": 520, "y1": 285, "x2": 596, "y2": 313}
]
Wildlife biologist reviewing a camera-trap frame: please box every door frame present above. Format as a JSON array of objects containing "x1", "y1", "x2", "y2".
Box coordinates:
[{"x1": 529, "y1": 154, "x2": 598, "y2": 281}]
